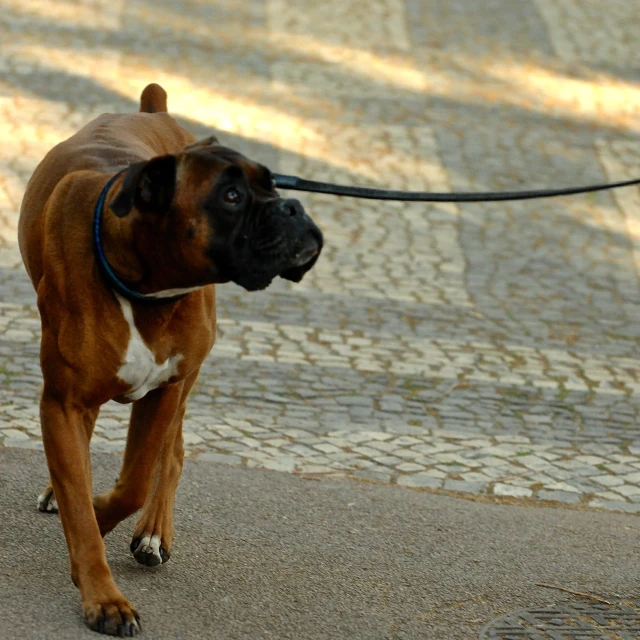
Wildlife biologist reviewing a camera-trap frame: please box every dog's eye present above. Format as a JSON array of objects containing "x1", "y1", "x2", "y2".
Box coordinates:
[{"x1": 223, "y1": 187, "x2": 241, "y2": 205}]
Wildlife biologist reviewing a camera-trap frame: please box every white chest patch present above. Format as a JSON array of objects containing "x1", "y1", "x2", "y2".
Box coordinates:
[{"x1": 116, "y1": 295, "x2": 183, "y2": 401}]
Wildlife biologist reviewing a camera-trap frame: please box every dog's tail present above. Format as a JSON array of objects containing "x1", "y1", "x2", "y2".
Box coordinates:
[{"x1": 140, "y1": 83, "x2": 168, "y2": 113}]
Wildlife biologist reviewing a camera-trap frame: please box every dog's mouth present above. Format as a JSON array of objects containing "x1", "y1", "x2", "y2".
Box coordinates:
[
  {"x1": 227, "y1": 227, "x2": 323, "y2": 291},
  {"x1": 280, "y1": 227, "x2": 323, "y2": 282},
  {"x1": 292, "y1": 230, "x2": 322, "y2": 266}
]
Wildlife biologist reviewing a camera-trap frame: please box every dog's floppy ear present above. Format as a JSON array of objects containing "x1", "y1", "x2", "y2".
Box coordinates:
[{"x1": 110, "y1": 155, "x2": 177, "y2": 218}]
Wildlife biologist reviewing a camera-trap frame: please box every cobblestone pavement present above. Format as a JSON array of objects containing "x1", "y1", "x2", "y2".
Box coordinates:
[{"x1": 1, "y1": 0, "x2": 640, "y2": 513}]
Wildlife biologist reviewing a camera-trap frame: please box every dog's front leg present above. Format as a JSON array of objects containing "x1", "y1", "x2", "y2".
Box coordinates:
[
  {"x1": 94, "y1": 370, "x2": 198, "y2": 566},
  {"x1": 38, "y1": 407, "x2": 100, "y2": 513},
  {"x1": 128, "y1": 418, "x2": 186, "y2": 567},
  {"x1": 41, "y1": 389, "x2": 140, "y2": 636}
]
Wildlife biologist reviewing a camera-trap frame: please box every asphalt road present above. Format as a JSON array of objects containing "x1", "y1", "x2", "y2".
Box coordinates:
[{"x1": 1, "y1": 447, "x2": 639, "y2": 640}]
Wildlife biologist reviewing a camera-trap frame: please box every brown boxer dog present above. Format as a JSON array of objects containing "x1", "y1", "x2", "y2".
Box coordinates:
[{"x1": 18, "y1": 83, "x2": 322, "y2": 636}]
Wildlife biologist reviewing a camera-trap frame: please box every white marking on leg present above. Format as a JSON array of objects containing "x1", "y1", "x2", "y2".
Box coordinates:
[
  {"x1": 134, "y1": 534, "x2": 163, "y2": 563},
  {"x1": 37, "y1": 493, "x2": 58, "y2": 512}
]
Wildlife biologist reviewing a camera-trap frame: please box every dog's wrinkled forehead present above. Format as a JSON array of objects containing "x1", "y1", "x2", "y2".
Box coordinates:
[
  {"x1": 181, "y1": 137, "x2": 273, "y2": 187},
  {"x1": 109, "y1": 137, "x2": 276, "y2": 219}
]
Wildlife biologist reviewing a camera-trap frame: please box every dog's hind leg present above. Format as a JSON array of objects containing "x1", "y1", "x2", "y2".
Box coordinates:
[{"x1": 38, "y1": 406, "x2": 99, "y2": 513}]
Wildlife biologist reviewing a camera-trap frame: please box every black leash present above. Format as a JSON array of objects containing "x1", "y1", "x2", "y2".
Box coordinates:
[{"x1": 273, "y1": 174, "x2": 640, "y2": 203}]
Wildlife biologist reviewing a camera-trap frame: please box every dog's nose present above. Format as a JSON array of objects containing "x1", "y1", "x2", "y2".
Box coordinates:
[{"x1": 279, "y1": 198, "x2": 304, "y2": 217}]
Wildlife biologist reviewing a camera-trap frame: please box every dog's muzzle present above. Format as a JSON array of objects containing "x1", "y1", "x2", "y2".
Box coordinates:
[
  {"x1": 272, "y1": 198, "x2": 323, "y2": 283},
  {"x1": 221, "y1": 197, "x2": 323, "y2": 291}
]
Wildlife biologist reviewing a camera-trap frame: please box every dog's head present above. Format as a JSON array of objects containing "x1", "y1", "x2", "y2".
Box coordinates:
[{"x1": 109, "y1": 136, "x2": 322, "y2": 291}]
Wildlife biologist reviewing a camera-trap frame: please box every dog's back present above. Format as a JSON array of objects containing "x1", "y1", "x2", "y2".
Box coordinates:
[{"x1": 19, "y1": 84, "x2": 195, "y2": 285}]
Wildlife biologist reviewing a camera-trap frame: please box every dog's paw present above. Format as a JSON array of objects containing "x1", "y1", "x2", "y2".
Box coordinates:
[
  {"x1": 84, "y1": 597, "x2": 141, "y2": 636},
  {"x1": 37, "y1": 485, "x2": 58, "y2": 513},
  {"x1": 130, "y1": 534, "x2": 170, "y2": 567}
]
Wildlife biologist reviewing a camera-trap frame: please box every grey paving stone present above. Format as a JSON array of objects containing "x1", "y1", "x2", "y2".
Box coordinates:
[
  {"x1": 197, "y1": 452, "x2": 243, "y2": 465},
  {"x1": 397, "y1": 474, "x2": 443, "y2": 489},
  {"x1": 537, "y1": 490, "x2": 582, "y2": 505},
  {"x1": 493, "y1": 484, "x2": 533, "y2": 499},
  {"x1": 443, "y1": 479, "x2": 488, "y2": 494},
  {"x1": 588, "y1": 500, "x2": 640, "y2": 514}
]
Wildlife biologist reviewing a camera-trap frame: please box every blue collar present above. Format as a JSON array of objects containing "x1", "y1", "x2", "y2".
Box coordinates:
[{"x1": 92, "y1": 170, "x2": 187, "y2": 306}]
